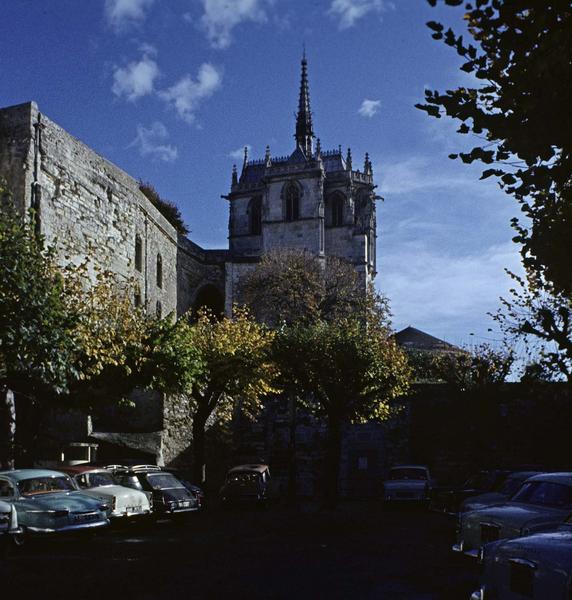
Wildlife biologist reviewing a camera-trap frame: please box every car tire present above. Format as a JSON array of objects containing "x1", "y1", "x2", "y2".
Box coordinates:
[{"x1": 12, "y1": 527, "x2": 26, "y2": 548}]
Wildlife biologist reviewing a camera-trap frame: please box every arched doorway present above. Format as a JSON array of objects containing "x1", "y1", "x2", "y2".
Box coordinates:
[{"x1": 192, "y1": 284, "x2": 225, "y2": 318}]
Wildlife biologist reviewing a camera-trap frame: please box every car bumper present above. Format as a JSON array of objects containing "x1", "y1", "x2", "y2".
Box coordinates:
[
  {"x1": 110, "y1": 508, "x2": 151, "y2": 519},
  {"x1": 451, "y1": 542, "x2": 479, "y2": 559},
  {"x1": 27, "y1": 520, "x2": 109, "y2": 534}
]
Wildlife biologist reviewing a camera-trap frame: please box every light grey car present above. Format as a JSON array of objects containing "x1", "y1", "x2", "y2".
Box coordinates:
[
  {"x1": 454, "y1": 473, "x2": 572, "y2": 558},
  {"x1": 472, "y1": 517, "x2": 572, "y2": 600},
  {"x1": 382, "y1": 465, "x2": 432, "y2": 504},
  {"x1": 461, "y1": 471, "x2": 544, "y2": 513}
]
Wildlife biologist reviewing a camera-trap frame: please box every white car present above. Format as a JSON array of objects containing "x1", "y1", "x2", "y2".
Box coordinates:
[
  {"x1": 472, "y1": 518, "x2": 572, "y2": 600},
  {"x1": 0, "y1": 499, "x2": 19, "y2": 552},
  {"x1": 382, "y1": 465, "x2": 432, "y2": 504},
  {"x1": 61, "y1": 467, "x2": 152, "y2": 520},
  {"x1": 454, "y1": 473, "x2": 572, "y2": 558}
]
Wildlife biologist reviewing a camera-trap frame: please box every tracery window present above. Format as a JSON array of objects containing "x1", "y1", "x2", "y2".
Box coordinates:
[
  {"x1": 331, "y1": 193, "x2": 345, "y2": 227},
  {"x1": 249, "y1": 196, "x2": 262, "y2": 235},
  {"x1": 284, "y1": 182, "x2": 300, "y2": 221}
]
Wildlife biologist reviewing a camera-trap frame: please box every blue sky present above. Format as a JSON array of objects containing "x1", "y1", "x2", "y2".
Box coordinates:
[{"x1": 0, "y1": 0, "x2": 523, "y2": 348}]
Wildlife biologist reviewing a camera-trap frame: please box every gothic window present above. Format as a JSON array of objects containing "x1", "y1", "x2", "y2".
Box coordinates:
[
  {"x1": 249, "y1": 196, "x2": 262, "y2": 235},
  {"x1": 156, "y1": 253, "x2": 163, "y2": 288},
  {"x1": 283, "y1": 182, "x2": 300, "y2": 221},
  {"x1": 325, "y1": 193, "x2": 345, "y2": 228},
  {"x1": 135, "y1": 235, "x2": 142, "y2": 272},
  {"x1": 156, "y1": 300, "x2": 162, "y2": 319}
]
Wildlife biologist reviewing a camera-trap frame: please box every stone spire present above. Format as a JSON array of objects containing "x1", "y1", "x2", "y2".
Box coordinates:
[{"x1": 295, "y1": 51, "x2": 314, "y2": 157}]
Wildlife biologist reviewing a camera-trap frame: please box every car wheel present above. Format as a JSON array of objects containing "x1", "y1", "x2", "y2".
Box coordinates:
[{"x1": 12, "y1": 528, "x2": 26, "y2": 548}]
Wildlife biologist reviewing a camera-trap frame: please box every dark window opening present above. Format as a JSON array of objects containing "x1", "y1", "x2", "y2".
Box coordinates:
[
  {"x1": 284, "y1": 183, "x2": 300, "y2": 221},
  {"x1": 134, "y1": 293, "x2": 141, "y2": 308},
  {"x1": 156, "y1": 254, "x2": 163, "y2": 288},
  {"x1": 192, "y1": 285, "x2": 224, "y2": 319},
  {"x1": 156, "y1": 300, "x2": 162, "y2": 319},
  {"x1": 135, "y1": 235, "x2": 143, "y2": 272},
  {"x1": 331, "y1": 194, "x2": 344, "y2": 227},
  {"x1": 249, "y1": 197, "x2": 262, "y2": 235}
]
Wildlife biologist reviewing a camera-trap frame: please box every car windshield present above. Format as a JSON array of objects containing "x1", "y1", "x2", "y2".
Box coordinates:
[
  {"x1": 389, "y1": 468, "x2": 427, "y2": 481},
  {"x1": 116, "y1": 475, "x2": 144, "y2": 491},
  {"x1": 145, "y1": 473, "x2": 183, "y2": 490},
  {"x1": 87, "y1": 472, "x2": 115, "y2": 487},
  {"x1": 228, "y1": 472, "x2": 260, "y2": 483},
  {"x1": 18, "y1": 476, "x2": 75, "y2": 496},
  {"x1": 511, "y1": 481, "x2": 572, "y2": 508}
]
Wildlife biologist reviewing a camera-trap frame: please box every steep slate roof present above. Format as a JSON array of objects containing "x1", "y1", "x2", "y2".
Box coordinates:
[{"x1": 394, "y1": 326, "x2": 461, "y2": 353}]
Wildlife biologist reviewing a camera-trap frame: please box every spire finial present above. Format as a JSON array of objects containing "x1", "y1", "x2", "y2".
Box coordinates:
[
  {"x1": 346, "y1": 147, "x2": 352, "y2": 170},
  {"x1": 364, "y1": 152, "x2": 372, "y2": 176},
  {"x1": 316, "y1": 137, "x2": 321, "y2": 156},
  {"x1": 295, "y1": 51, "x2": 314, "y2": 156},
  {"x1": 243, "y1": 146, "x2": 249, "y2": 169},
  {"x1": 232, "y1": 164, "x2": 238, "y2": 187},
  {"x1": 264, "y1": 144, "x2": 271, "y2": 167}
]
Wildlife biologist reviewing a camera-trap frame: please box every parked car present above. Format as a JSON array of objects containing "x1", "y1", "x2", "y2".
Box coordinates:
[
  {"x1": 0, "y1": 469, "x2": 109, "y2": 544},
  {"x1": 454, "y1": 473, "x2": 572, "y2": 558},
  {"x1": 430, "y1": 469, "x2": 511, "y2": 514},
  {"x1": 382, "y1": 465, "x2": 432, "y2": 504},
  {"x1": 0, "y1": 499, "x2": 20, "y2": 554},
  {"x1": 110, "y1": 465, "x2": 200, "y2": 517},
  {"x1": 60, "y1": 466, "x2": 152, "y2": 521},
  {"x1": 461, "y1": 471, "x2": 544, "y2": 513},
  {"x1": 220, "y1": 464, "x2": 277, "y2": 505},
  {"x1": 472, "y1": 517, "x2": 572, "y2": 600}
]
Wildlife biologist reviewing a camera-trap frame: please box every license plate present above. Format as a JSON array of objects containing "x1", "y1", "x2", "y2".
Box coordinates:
[
  {"x1": 179, "y1": 501, "x2": 190, "y2": 508},
  {"x1": 72, "y1": 512, "x2": 98, "y2": 523},
  {"x1": 127, "y1": 506, "x2": 143, "y2": 513}
]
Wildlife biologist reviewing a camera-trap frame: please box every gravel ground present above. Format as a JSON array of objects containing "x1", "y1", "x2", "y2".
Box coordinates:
[{"x1": 0, "y1": 502, "x2": 479, "y2": 599}]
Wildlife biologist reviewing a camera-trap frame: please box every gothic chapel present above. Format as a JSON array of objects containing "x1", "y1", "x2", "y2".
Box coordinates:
[{"x1": 224, "y1": 54, "x2": 378, "y2": 311}]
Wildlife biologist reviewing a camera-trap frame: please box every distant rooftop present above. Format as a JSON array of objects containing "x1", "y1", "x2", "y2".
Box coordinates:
[{"x1": 394, "y1": 326, "x2": 461, "y2": 353}]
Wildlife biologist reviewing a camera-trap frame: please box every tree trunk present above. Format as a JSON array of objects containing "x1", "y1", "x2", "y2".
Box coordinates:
[
  {"x1": 287, "y1": 392, "x2": 297, "y2": 505},
  {"x1": 192, "y1": 410, "x2": 208, "y2": 484},
  {"x1": 1, "y1": 388, "x2": 16, "y2": 470},
  {"x1": 323, "y1": 412, "x2": 342, "y2": 509}
]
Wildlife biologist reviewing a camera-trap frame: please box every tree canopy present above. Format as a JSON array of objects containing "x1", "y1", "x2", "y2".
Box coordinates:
[{"x1": 417, "y1": 0, "x2": 572, "y2": 296}]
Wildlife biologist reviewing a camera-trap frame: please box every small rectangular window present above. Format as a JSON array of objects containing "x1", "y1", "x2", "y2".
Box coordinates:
[{"x1": 135, "y1": 235, "x2": 143, "y2": 272}]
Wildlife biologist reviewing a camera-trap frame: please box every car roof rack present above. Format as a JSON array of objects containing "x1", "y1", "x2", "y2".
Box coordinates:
[{"x1": 131, "y1": 465, "x2": 162, "y2": 471}]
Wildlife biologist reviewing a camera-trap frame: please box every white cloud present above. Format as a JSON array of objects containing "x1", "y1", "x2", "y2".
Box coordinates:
[
  {"x1": 159, "y1": 63, "x2": 222, "y2": 124},
  {"x1": 379, "y1": 239, "x2": 523, "y2": 344},
  {"x1": 328, "y1": 0, "x2": 392, "y2": 30},
  {"x1": 229, "y1": 144, "x2": 252, "y2": 160},
  {"x1": 200, "y1": 0, "x2": 273, "y2": 49},
  {"x1": 105, "y1": 0, "x2": 154, "y2": 31},
  {"x1": 358, "y1": 98, "x2": 381, "y2": 118},
  {"x1": 129, "y1": 122, "x2": 178, "y2": 162},
  {"x1": 112, "y1": 48, "x2": 159, "y2": 101}
]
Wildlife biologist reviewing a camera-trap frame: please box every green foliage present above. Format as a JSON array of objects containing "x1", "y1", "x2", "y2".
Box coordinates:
[
  {"x1": 0, "y1": 186, "x2": 77, "y2": 395},
  {"x1": 417, "y1": 1, "x2": 572, "y2": 297},
  {"x1": 493, "y1": 271, "x2": 572, "y2": 382},
  {"x1": 189, "y1": 306, "x2": 279, "y2": 421},
  {"x1": 139, "y1": 181, "x2": 189, "y2": 236},
  {"x1": 239, "y1": 249, "x2": 363, "y2": 326},
  {"x1": 274, "y1": 295, "x2": 411, "y2": 423},
  {"x1": 431, "y1": 343, "x2": 514, "y2": 391}
]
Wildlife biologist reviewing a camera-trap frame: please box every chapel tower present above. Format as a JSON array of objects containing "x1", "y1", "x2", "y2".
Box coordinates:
[{"x1": 224, "y1": 55, "x2": 377, "y2": 312}]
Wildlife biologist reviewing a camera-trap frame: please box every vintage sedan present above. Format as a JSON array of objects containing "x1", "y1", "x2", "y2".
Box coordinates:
[
  {"x1": 60, "y1": 466, "x2": 152, "y2": 521},
  {"x1": 112, "y1": 465, "x2": 200, "y2": 517},
  {"x1": 461, "y1": 471, "x2": 543, "y2": 513},
  {"x1": 0, "y1": 499, "x2": 20, "y2": 553},
  {"x1": 382, "y1": 465, "x2": 432, "y2": 504},
  {"x1": 0, "y1": 469, "x2": 109, "y2": 543},
  {"x1": 220, "y1": 464, "x2": 277, "y2": 505},
  {"x1": 430, "y1": 469, "x2": 511, "y2": 514},
  {"x1": 472, "y1": 519, "x2": 572, "y2": 600},
  {"x1": 454, "y1": 473, "x2": 572, "y2": 558}
]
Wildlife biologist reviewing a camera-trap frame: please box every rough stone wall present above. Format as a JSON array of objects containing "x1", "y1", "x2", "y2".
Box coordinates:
[
  {"x1": 176, "y1": 236, "x2": 226, "y2": 316},
  {"x1": 0, "y1": 102, "x2": 35, "y2": 217}
]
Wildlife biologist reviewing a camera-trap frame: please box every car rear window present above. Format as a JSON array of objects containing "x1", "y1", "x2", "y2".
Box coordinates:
[
  {"x1": 145, "y1": 473, "x2": 183, "y2": 490},
  {"x1": 511, "y1": 481, "x2": 572, "y2": 508},
  {"x1": 18, "y1": 476, "x2": 76, "y2": 496},
  {"x1": 389, "y1": 468, "x2": 427, "y2": 481}
]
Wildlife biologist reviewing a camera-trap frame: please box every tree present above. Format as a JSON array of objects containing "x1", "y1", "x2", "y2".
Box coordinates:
[
  {"x1": 139, "y1": 181, "x2": 189, "y2": 236},
  {"x1": 274, "y1": 295, "x2": 411, "y2": 508},
  {"x1": 0, "y1": 186, "x2": 79, "y2": 467},
  {"x1": 431, "y1": 343, "x2": 514, "y2": 391},
  {"x1": 417, "y1": 0, "x2": 572, "y2": 296},
  {"x1": 494, "y1": 273, "x2": 572, "y2": 382},
  {"x1": 417, "y1": 0, "x2": 572, "y2": 382},
  {"x1": 239, "y1": 249, "x2": 363, "y2": 326},
  {"x1": 188, "y1": 307, "x2": 278, "y2": 483}
]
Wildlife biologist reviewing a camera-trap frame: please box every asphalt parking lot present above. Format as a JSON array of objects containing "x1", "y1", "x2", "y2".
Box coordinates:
[{"x1": 1, "y1": 502, "x2": 479, "y2": 599}]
